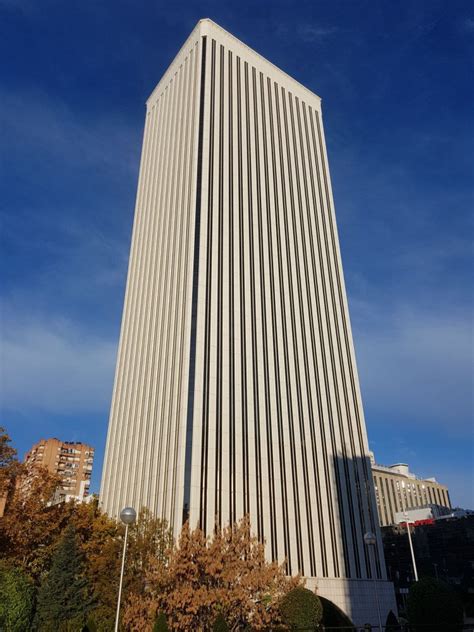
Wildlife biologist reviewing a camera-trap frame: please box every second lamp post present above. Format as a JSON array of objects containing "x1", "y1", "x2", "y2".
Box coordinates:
[{"x1": 114, "y1": 506, "x2": 137, "y2": 632}]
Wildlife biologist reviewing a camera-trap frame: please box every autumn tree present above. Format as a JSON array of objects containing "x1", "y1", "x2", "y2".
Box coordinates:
[
  {"x1": 0, "y1": 462, "x2": 72, "y2": 579},
  {"x1": 124, "y1": 516, "x2": 301, "y2": 631},
  {"x1": 35, "y1": 524, "x2": 93, "y2": 631},
  {"x1": 0, "y1": 427, "x2": 173, "y2": 629},
  {"x1": 0, "y1": 426, "x2": 21, "y2": 514},
  {"x1": 127, "y1": 507, "x2": 174, "y2": 596},
  {"x1": 75, "y1": 505, "x2": 173, "y2": 631},
  {"x1": 0, "y1": 426, "x2": 18, "y2": 474},
  {"x1": 48, "y1": 498, "x2": 120, "y2": 630}
]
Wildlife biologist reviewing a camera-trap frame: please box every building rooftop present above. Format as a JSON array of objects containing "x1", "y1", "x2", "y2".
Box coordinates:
[
  {"x1": 370, "y1": 451, "x2": 441, "y2": 484},
  {"x1": 147, "y1": 18, "x2": 322, "y2": 109}
]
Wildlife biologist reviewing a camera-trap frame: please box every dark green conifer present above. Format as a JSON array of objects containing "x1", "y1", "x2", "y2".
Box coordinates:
[{"x1": 35, "y1": 524, "x2": 93, "y2": 631}]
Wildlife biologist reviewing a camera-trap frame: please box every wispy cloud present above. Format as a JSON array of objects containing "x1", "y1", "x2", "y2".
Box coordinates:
[
  {"x1": 273, "y1": 21, "x2": 344, "y2": 47},
  {"x1": 1, "y1": 205, "x2": 131, "y2": 336},
  {"x1": 0, "y1": 87, "x2": 140, "y2": 176},
  {"x1": 0, "y1": 0, "x2": 33, "y2": 11},
  {"x1": 354, "y1": 304, "x2": 474, "y2": 435},
  {"x1": 0, "y1": 311, "x2": 117, "y2": 414},
  {"x1": 463, "y1": 17, "x2": 474, "y2": 32},
  {"x1": 298, "y1": 24, "x2": 341, "y2": 43}
]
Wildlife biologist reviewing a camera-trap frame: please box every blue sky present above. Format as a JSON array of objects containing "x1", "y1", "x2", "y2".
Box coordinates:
[{"x1": 1, "y1": 0, "x2": 473, "y2": 508}]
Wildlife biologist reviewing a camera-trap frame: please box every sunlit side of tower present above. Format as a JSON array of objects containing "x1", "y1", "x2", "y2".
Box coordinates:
[{"x1": 100, "y1": 19, "x2": 396, "y2": 624}]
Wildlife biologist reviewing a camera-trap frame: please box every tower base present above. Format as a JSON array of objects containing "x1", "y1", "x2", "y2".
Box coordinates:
[{"x1": 304, "y1": 577, "x2": 398, "y2": 627}]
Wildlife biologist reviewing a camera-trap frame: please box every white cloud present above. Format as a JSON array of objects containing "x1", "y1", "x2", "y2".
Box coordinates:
[
  {"x1": 354, "y1": 305, "x2": 474, "y2": 434},
  {"x1": 463, "y1": 17, "x2": 474, "y2": 32},
  {"x1": 0, "y1": 0, "x2": 32, "y2": 10},
  {"x1": 0, "y1": 87, "x2": 140, "y2": 176},
  {"x1": 0, "y1": 315, "x2": 117, "y2": 414},
  {"x1": 431, "y1": 467, "x2": 474, "y2": 509},
  {"x1": 2, "y1": 302, "x2": 471, "y2": 431},
  {"x1": 298, "y1": 24, "x2": 341, "y2": 43}
]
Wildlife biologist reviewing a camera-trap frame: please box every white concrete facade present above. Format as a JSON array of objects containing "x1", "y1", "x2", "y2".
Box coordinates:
[{"x1": 100, "y1": 19, "x2": 397, "y2": 625}]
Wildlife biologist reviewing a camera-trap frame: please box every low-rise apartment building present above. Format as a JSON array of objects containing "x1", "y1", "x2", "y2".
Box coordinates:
[{"x1": 370, "y1": 453, "x2": 451, "y2": 527}]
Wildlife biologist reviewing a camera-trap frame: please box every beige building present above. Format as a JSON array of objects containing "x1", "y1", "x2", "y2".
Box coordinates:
[
  {"x1": 100, "y1": 19, "x2": 396, "y2": 625},
  {"x1": 371, "y1": 453, "x2": 451, "y2": 527},
  {"x1": 25, "y1": 438, "x2": 94, "y2": 501}
]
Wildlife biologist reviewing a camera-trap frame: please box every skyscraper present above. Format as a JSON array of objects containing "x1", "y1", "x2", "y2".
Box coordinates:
[{"x1": 100, "y1": 19, "x2": 396, "y2": 623}]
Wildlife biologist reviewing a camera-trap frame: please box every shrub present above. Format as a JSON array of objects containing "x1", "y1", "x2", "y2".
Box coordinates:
[
  {"x1": 213, "y1": 612, "x2": 229, "y2": 631},
  {"x1": 279, "y1": 587, "x2": 323, "y2": 630},
  {"x1": 407, "y1": 576, "x2": 463, "y2": 632},
  {"x1": 153, "y1": 612, "x2": 169, "y2": 632}
]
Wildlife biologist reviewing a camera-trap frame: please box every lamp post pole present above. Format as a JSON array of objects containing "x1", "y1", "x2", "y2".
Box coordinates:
[
  {"x1": 115, "y1": 507, "x2": 137, "y2": 632},
  {"x1": 403, "y1": 513, "x2": 419, "y2": 582},
  {"x1": 364, "y1": 532, "x2": 383, "y2": 632}
]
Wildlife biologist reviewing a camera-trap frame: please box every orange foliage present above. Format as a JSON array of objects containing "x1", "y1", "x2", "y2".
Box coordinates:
[
  {"x1": 124, "y1": 516, "x2": 301, "y2": 631},
  {"x1": 0, "y1": 463, "x2": 72, "y2": 578},
  {"x1": 0, "y1": 426, "x2": 21, "y2": 514}
]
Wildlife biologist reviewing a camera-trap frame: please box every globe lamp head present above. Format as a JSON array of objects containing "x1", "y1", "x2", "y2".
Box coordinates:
[{"x1": 120, "y1": 507, "x2": 137, "y2": 526}]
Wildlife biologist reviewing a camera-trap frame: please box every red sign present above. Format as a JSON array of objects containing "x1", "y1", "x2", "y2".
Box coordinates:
[{"x1": 401, "y1": 519, "x2": 435, "y2": 528}]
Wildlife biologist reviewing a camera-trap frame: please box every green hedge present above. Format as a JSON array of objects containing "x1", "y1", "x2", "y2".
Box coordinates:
[{"x1": 279, "y1": 587, "x2": 323, "y2": 630}]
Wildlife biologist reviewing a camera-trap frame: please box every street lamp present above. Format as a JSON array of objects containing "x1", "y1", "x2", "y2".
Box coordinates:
[
  {"x1": 115, "y1": 507, "x2": 137, "y2": 632},
  {"x1": 402, "y1": 513, "x2": 419, "y2": 582},
  {"x1": 364, "y1": 532, "x2": 383, "y2": 632}
]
